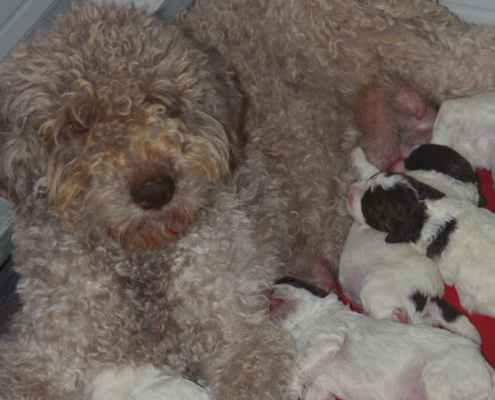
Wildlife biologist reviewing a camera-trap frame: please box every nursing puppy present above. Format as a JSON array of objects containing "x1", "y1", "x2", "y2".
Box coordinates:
[
  {"x1": 340, "y1": 148, "x2": 480, "y2": 343},
  {"x1": 347, "y1": 170, "x2": 495, "y2": 319},
  {"x1": 270, "y1": 278, "x2": 494, "y2": 400},
  {"x1": 431, "y1": 92, "x2": 495, "y2": 177},
  {"x1": 392, "y1": 143, "x2": 486, "y2": 207}
]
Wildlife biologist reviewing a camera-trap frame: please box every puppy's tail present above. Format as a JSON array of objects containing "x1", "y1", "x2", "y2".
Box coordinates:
[{"x1": 420, "y1": 296, "x2": 481, "y2": 344}]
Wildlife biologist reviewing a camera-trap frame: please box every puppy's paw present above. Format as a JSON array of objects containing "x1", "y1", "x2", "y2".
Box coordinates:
[
  {"x1": 391, "y1": 307, "x2": 411, "y2": 324},
  {"x1": 350, "y1": 147, "x2": 380, "y2": 180}
]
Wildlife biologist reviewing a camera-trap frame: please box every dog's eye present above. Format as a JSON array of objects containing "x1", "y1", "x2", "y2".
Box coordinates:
[{"x1": 69, "y1": 121, "x2": 89, "y2": 134}]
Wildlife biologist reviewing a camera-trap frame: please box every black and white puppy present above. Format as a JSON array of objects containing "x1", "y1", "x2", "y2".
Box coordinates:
[
  {"x1": 348, "y1": 168, "x2": 495, "y2": 319},
  {"x1": 270, "y1": 278, "x2": 494, "y2": 400},
  {"x1": 340, "y1": 148, "x2": 480, "y2": 342},
  {"x1": 392, "y1": 143, "x2": 487, "y2": 207}
]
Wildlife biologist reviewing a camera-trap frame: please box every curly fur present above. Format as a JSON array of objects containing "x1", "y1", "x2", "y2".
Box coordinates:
[
  {"x1": 0, "y1": 5, "x2": 294, "y2": 400},
  {"x1": 3, "y1": 0, "x2": 495, "y2": 398}
]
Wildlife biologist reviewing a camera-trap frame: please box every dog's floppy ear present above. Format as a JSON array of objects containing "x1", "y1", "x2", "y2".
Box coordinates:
[{"x1": 192, "y1": 41, "x2": 247, "y2": 170}]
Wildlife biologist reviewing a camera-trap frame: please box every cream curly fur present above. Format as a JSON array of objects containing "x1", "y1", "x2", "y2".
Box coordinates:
[{"x1": 2, "y1": 1, "x2": 495, "y2": 399}]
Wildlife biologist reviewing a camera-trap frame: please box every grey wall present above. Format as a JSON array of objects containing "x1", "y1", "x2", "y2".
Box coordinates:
[{"x1": 0, "y1": 0, "x2": 196, "y2": 63}]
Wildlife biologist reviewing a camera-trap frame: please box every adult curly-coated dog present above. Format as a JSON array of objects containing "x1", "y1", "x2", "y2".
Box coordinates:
[
  {"x1": 0, "y1": 5, "x2": 295, "y2": 400},
  {"x1": 3, "y1": 1, "x2": 495, "y2": 399}
]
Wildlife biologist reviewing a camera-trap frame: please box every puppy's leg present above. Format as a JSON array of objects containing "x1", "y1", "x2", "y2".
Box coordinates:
[
  {"x1": 350, "y1": 146, "x2": 380, "y2": 180},
  {"x1": 421, "y1": 298, "x2": 481, "y2": 344},
  {"x1": 391, "y1": 307, "x2": 412, "y2": 324}
]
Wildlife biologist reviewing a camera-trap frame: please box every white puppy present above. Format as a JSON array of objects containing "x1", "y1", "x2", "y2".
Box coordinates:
[
  {"x1": 431, "y1": 92, "x2": 495, "y2": 176},
  {"x1": 270, "y1": 279, "x2": 494, "y2": 400},
  {"x1": 340, "y1": 147, "x2": 480, "y2": 343},
  {"x1": 347, "y1": 169, "x2": 495, "y2": 319},
  {"x1": 85, "y1": 364, "x2": 211, "y2": 400}
]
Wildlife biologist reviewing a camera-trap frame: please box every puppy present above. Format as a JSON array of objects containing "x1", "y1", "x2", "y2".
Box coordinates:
[
  {"x1": 430, "y1": 92, "x2": 495, "y2": 177},
  {"x1": 391, "y1": 143, "x2": 486, "y2": 207},
  {"x1": 270, "y1": 278, "x2": 494, "y2": 400},
  {"x1": 85, "y1": 364, "x2": 210, "y2": 400},
  {"x1": 339, "y1": 221, "x2": 481, "y2": 343},
  {"x1": 347, "y1": 171, "x2": 495, "y2": 319},
  {"x1": 340, "y1": 148, "x2": 480, "y2": 343}
]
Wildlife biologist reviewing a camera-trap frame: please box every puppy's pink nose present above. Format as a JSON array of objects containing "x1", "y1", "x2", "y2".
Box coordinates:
[{"x1": 130, "y1": 176, "x2": 175, "y2": 210}]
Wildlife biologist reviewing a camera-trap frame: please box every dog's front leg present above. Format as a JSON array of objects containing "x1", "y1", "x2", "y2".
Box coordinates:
[{"x1": 204, "y1": 321, "x2": 296, "y2": 400}]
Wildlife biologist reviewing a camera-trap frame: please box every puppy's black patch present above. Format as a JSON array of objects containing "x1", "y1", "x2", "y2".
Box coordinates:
[
  {"x1": 426, "y1": 219, "x2": 457, "y2": 259},
  {"x1": 405, "y1": 175, "x2": 445, "y2": 202},
  {"x1": 361, "y1": 174, "x2": 443, "y2": 244},
  {"x1": 430, "y1": 297, "x2": 463, "y2": 323},
  {"x1": 275, "y1": 277, "x2": 328, "y2": 298},
  {"x1": 405, "y1": 144, "x2": 487, "y2": 207},
  {"x1": 411, "y1": 290, "x2": 428, "y2": 313}
]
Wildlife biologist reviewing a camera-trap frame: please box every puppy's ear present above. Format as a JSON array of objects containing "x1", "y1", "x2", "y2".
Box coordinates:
[
  {"x1": 384, "y1": 197, "x2": 427, "y2": 243},
  {"x1": 362, "y1": 181, "x2": 427, "y2": 244},
  {"x1": 478, "y1": 194, "x2": 488, "y2": 208},
  {"x1": 385, "y1": 221, "x2": 422, "y2": 243},
  {"x1": 406, "y1": 176, "x2": 445, "y2": 201}
]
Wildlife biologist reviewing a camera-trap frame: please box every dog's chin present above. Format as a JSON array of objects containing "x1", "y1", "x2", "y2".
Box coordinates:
[
  {"x1": 104, "y1": 209, "x2": 195, "y2": 251},
  {"x1": 115, "y1": 221, "x2": 190, "y2": 251}
]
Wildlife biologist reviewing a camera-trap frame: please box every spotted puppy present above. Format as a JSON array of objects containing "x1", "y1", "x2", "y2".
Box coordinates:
[
  {"x1": 339, "y1": 222, "x2": 480, "y2": 343},
  {"x1": 340, "y1": 148, "x2": 480, "y2": 342},
  {"x1": 347, "y1": 169, "x2": 495, "y2": 319},
  {"x1": 391, "y1": 143, "x2": 486, "y2": 207},
  {"x1": 270, "y1": 278, "x2": 494, "y2": 400}
]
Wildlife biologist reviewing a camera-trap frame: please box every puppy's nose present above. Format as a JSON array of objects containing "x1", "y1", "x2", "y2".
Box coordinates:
[{"x1": 130, "y1": 176, "x2": 175, "y2": 210}]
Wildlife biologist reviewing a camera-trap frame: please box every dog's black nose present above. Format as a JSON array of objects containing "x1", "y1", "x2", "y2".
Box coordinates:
[{"x1": 130, "y1": 176, "x2": 175, "y2": 210}]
